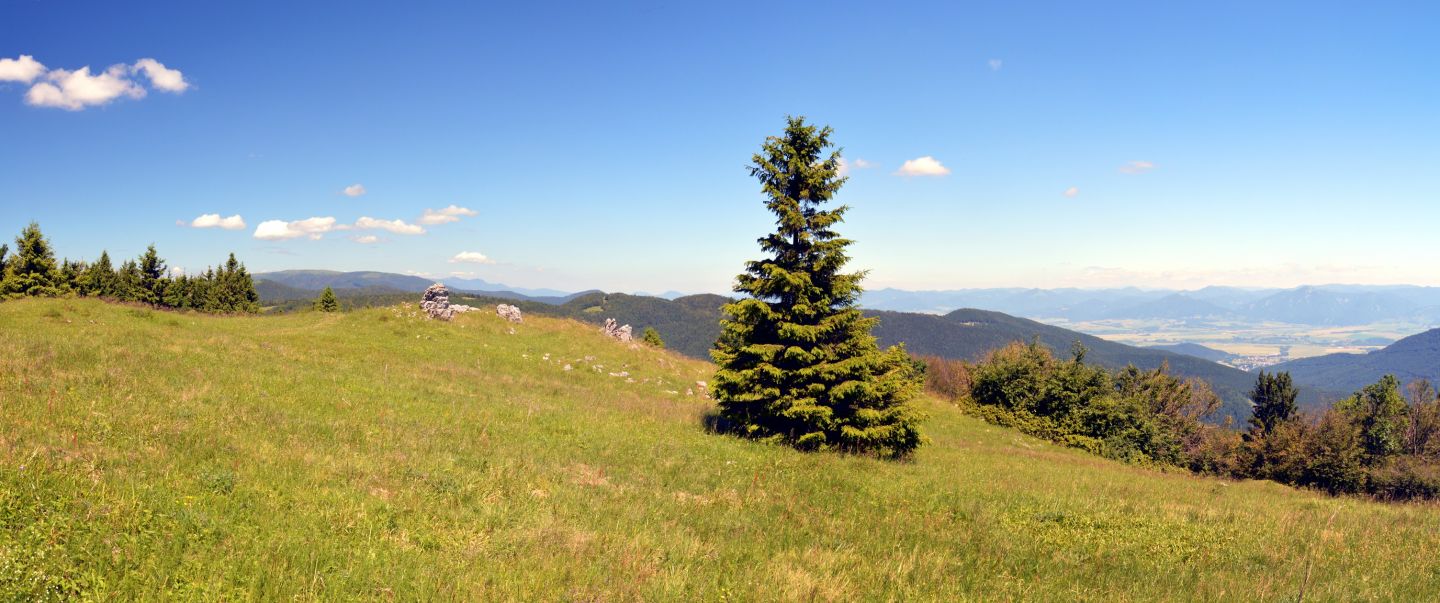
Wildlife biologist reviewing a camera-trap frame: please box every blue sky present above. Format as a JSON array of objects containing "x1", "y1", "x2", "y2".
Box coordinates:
[{"x1": 2, "y1": 1, "x2": 1437, "y2": 293}]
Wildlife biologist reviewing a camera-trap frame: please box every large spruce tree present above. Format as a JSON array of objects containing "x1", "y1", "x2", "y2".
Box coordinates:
[
  {"x1": 712, "y1": 116, "x2": 924, "y2": 458},
  {"x1": 1, "y1": 222, "x2": 64, "y2": 298}
]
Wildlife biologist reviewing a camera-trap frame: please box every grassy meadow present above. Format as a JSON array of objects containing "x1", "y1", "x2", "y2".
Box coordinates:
[{"x1": 3, "y1": 298, "x2": 1440, "y2": 600}]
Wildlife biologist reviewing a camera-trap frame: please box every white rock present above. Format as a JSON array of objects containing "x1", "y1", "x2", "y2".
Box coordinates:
[
  {"x1": 496, "y1": 304, "x2": 523, "y2": 323},
  {"x1": 601, "y1": 318, "x2": 633, "y2": 343}
]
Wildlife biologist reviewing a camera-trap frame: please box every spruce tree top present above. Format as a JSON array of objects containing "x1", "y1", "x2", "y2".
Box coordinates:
[{"x1": 2, "y1": 222, "x2": 63, "y2": 297}]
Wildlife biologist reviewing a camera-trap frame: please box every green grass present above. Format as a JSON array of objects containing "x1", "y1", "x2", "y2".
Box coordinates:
[{"x1": 3, "y1": 298, "x2": 1440, "y2": 601}]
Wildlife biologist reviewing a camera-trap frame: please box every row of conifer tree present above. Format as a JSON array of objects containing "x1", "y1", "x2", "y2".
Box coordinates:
[{"x1": 0, "y1": 222, "x2": 260, "y2": 313}]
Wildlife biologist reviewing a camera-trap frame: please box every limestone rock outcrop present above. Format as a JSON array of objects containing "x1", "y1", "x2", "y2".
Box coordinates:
[
  {"x1": 601, "y1": 318, "x2": 633, "y2": 342},
  {"x1": 420, "y1": 283, "x2": 456, "y2": 320}
]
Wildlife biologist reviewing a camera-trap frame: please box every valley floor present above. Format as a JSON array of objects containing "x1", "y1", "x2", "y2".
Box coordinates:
[{"x1": 2, "y1": 299, "x2": 1438, "y2": 600}]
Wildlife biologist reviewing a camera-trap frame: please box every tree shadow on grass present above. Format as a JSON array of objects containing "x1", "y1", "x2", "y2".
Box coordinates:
[{"x1": 699, "y1": 408, "x2": 738, "y2": 435}]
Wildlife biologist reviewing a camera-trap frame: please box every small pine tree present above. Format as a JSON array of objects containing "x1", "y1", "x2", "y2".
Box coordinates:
[
  {"x1": 712, "y1": 116, "x2": 924, "y2": 458},
  {"x1": 60, "y1": 258, "x2": 86, "y2": 294},
  {"x1": 212, "y1": 253, "x2": 260, "y2": 313},
  {"x1": 638, "y1": 326, "x2": 665, "y2": 348},
  {"x1": 115, "y1": 260, "x2": 142, "y2": 302},
  {"x1": 136, "y1": 244, "x2": 168, "y2": 306},
  {"x1": 1247, "y1": 371, "x2": 1299, "y2": 437},
  {"x1": 85, "y1": 251, "x2": 118, "y2": 297},
  {"x1": 1, "y1": 222, "x2": 64, "y2": 298},
  {"x1": 194, "y1": 267, "x2": 216, "y2": 310},
  {"x1": 314, "y1": 286, "x2": 340, "y2": 312},
  {"x1": 163, "y1": 275, "x2": 191, "y2": 308},
  {"x1": 0, "y1": 243, "x2": 8, "y2": 274}
]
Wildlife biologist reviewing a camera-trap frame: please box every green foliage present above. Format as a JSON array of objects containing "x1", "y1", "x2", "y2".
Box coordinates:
[
  {"x1": 83, "y1": 251, "x2": 117, "y2": 297},
  {"x1": 313, "y1": 286, "x2": 340, "y2": 312},
  {"x1": 209, "y1": 253, "x2": 261, "y2": 313},
  {"x1": 1247, "y1": 371, "x2": 1299, "y2": 436},
  {"x1": 136, "y1": 244, "x2": 167, "y2": 306},
  {"x1": 712, "y1": 117, "x2": 924, "y2": 458},
  {"x1": 1, "y1": 222, "x2": 64, "y2": 298},
  {"x1": 1335, "y1": 374, "x2": 1408, "y2": 461},
  {"x1": 0, "y1": 224, "x2": 258, "y2": 315},
  {"x1": 640, "y1": 326, "x2": 664, "y2": 348},
  {"x1": 966, "y1": 341, "x2": 1220, "y2": 466}
]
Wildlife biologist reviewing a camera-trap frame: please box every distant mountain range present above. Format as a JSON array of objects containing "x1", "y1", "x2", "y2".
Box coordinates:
[
  {"x1": 860, "y1": 285, "x2": 1440, "y2": 326},
  {"x1": 254, "y1": 270, "x2": 578, "y2": 303},
  {"x1": 1269, "y1": 329, "x2": 1440, "y2": 395}
]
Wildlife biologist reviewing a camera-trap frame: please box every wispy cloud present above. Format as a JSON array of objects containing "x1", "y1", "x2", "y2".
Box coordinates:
[
  {"x1": 1119, "y1": 160, "x2": 1156, "y2": 175},
  {"x1": 449, "y1": 251, "x2": 495, "y2": 264},
  {"x1": 988, "y1": 58, "x2": 1003, "y2": 71},
  {"x1": 0, "y1": 55, "x2": 45, "y2": 83},
  {"x1": 837, "y1": 158, "x2": 875, "y2": 177},
  {"x1": 253, "y1": 217, "x2": 338, "y2": 240},
  {"x1": 342, "y1": 184, "x2": 366, "y2": 197},
  {"x1": 1063, "y1": 187, "x2": 1079, "y2": 198},
  {"x1": 12, "y1": 56, "x2": 189, "y2": 110},
  {"x1": 417, "y1": 205, "x2": 478, "y2": 225},
  {"x1": 895, "y1": 156, "x2": 951, "y2": 177},
  {"x1": 349, "y1": 234, "x2": 380, "y2": 244},
  {"x1": 187, "y1": 213, "x2": 246, "y2": 230},
  {"x1": 353, "y1": 216, "x2": 424, "y2": 235},
  {"x1": 131, "y1": 58, "x2": 189, "y2": 92}
]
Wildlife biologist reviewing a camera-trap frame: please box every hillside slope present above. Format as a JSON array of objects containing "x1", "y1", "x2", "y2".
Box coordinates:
[
  {"x1": 1145, "y1": 342, "x2": 1234, "y2": 363},
  {"x1": 1270, "y1": 327, "x2": 1440, "y2": 394},
  {"x1": 4, "y1": 299, "x2": 1437, "y2": 600},
  {"x1": 485, "y1": 293, "x2": 1288, "y2": 418}
]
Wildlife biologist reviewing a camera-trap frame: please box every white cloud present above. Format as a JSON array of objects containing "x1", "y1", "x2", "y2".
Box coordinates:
[
  {"x1": 895, "y1": 156, "x2": 951, "y2": 177},
  {"x1": 131, "y1": 58, "x2": 189, "y2": 93},
  {"x1": 1119, "y1": 160, "x2": 1156, "y2": 174},
  {"x1": 0, "y1": 55, "x2": 45, "y2": 83},
  {"x1": 417, "y1": 205, "x2": 478, "y2": 225},
  {"x1": 988, "y1": 59, "x2": 1003, "y2": 71},
  {"x1": 342, "y1": 184, "x2": 366, "y2": 197},
  {"x1": 253, "y1": 216, "x2": 338, "y2": 240},
  {"x1": 26, "y1": 65, "x2": 145, "y2": 110},
  {"x1": 837, "y1": 158, "x2": 875, "y2": 178},
  {"x1": 189, "y1": 213, "x2": 246, "y2": 230},
  {"x1": 353, "y1": 216, "x2": 425, "y2": 235},
  {"x1": 349, "y1": 234, "x2": 380, "y2": 244},
  {"x1": 449, "y1": 251, "x2": 495, "y2": 264},
  {"x1": 1063, "y1": 187, "x2": 1079, "y2": 198},
  {"x1": 7, "y1": 56, "x2": 188, "y2": 110}
]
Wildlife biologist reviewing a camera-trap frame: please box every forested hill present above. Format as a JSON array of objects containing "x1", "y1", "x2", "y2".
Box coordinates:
[{"x1": 1269, "y1": 328, "x2": 1440, "y2": 394}]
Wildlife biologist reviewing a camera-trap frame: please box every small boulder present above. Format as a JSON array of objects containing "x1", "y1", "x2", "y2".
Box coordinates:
[{"x1": 496, "y1": 304, "x2": 523, "y2": 323}]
